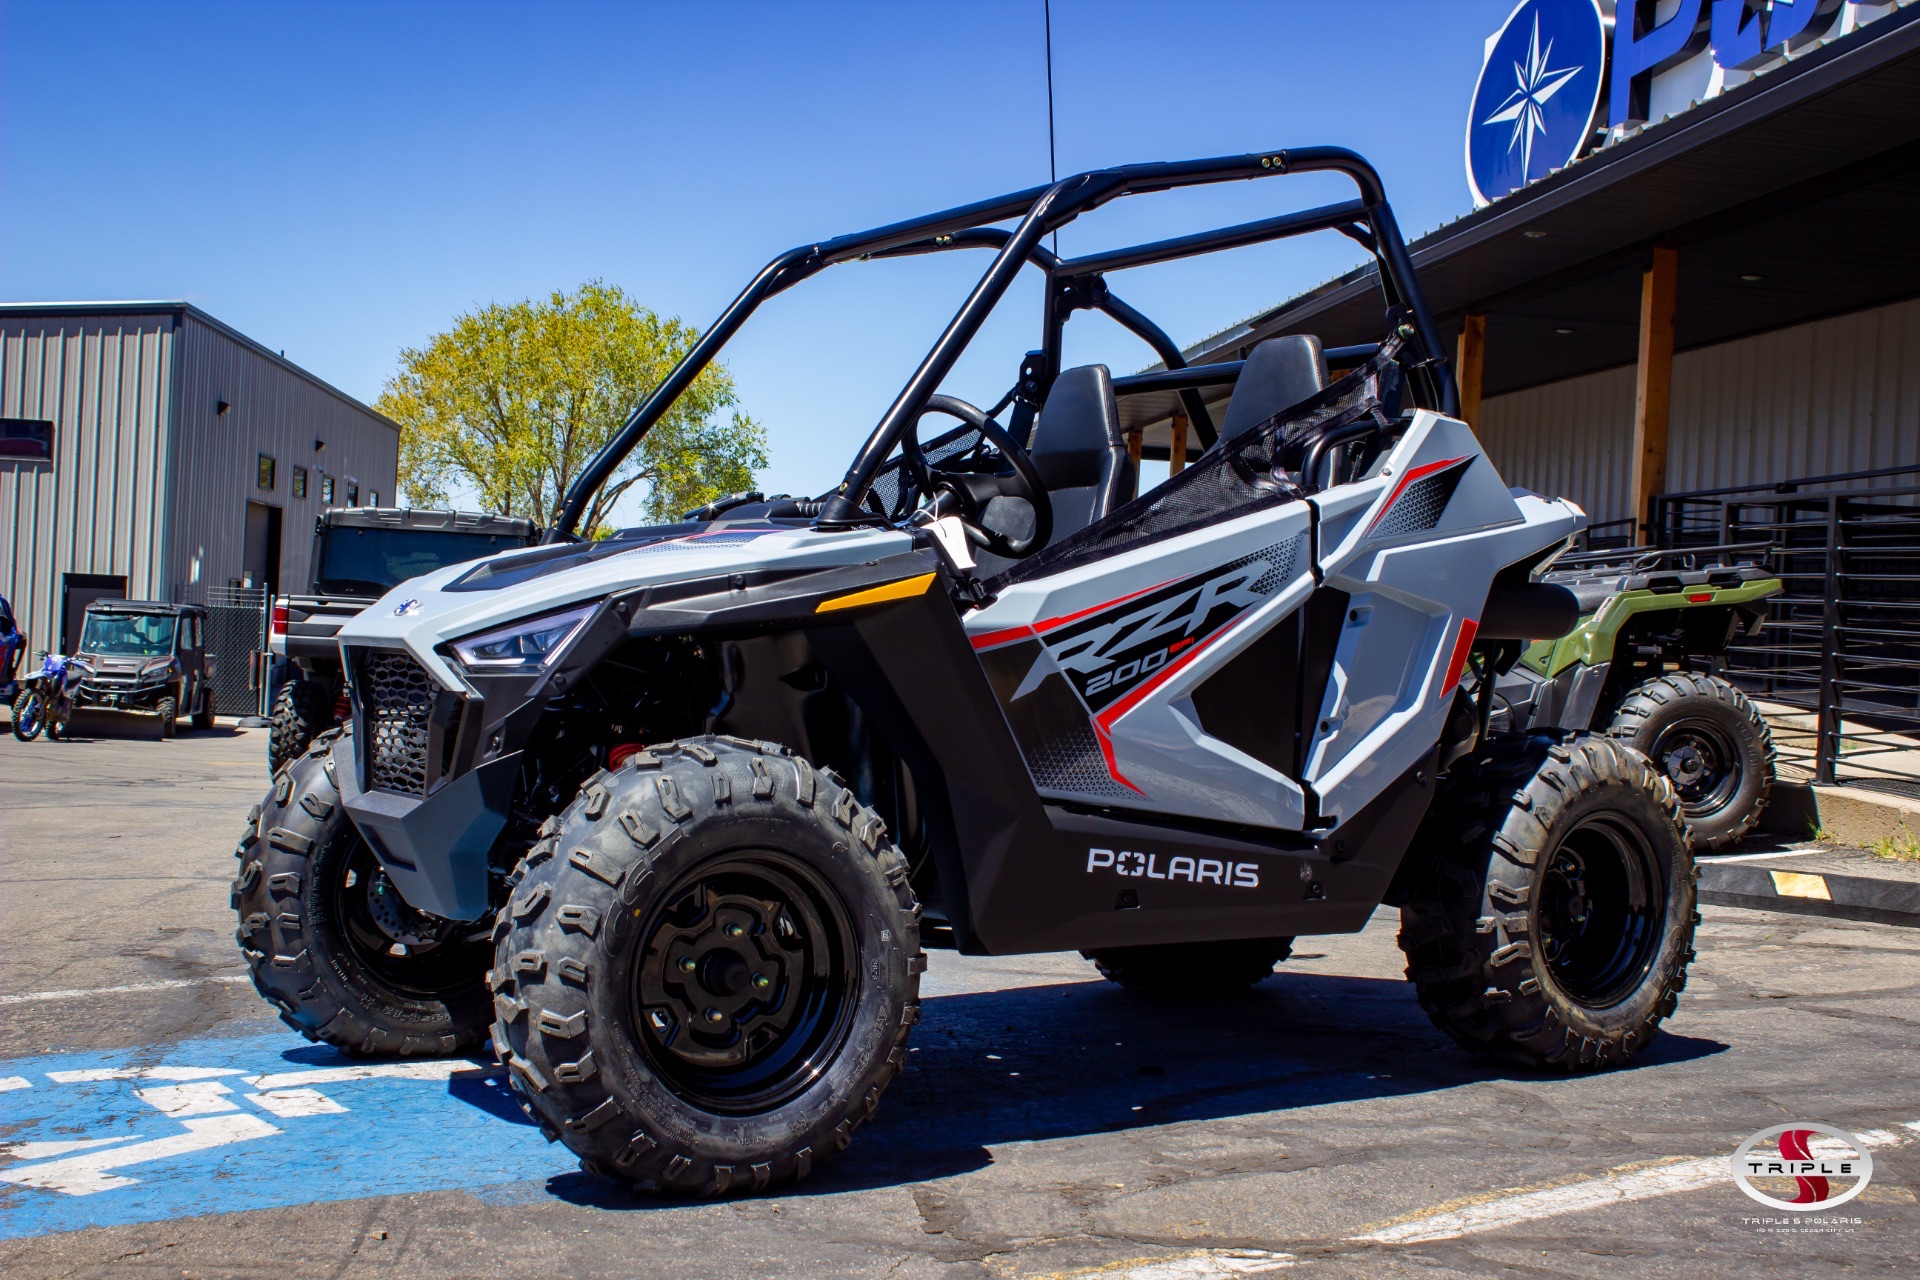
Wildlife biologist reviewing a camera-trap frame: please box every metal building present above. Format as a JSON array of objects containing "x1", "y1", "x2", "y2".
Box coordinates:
[{"x1": 0, "y1": 302, "x2": 398, "y2": 708}]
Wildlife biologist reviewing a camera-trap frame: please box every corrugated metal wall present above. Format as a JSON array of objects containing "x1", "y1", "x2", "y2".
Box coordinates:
[
  {"x1": 1479, "y1": 295, "x2": 1920, "y2": 522},
  {"x1": 0, "y1": 313, "x2": 178, "y2": 657},
  {"x1": 172, "y1": 312, "x2": 399, "y2": 604},
  {"x1": 0, "y1": 305, "x2": 399, "y2": 662}
]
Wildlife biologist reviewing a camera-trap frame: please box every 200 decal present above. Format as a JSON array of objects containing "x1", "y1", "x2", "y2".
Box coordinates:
[{"x1": 1087, "y1": 847, "x2": 1260, "y2": 887}]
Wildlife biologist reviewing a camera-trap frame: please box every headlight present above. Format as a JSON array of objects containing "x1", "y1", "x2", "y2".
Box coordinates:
[{"x1": 449, "y1": 603, "x2": 596, "y2": 671}]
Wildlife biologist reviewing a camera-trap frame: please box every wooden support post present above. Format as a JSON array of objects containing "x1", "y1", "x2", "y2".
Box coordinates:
[
  {"x1": 1455, "y1": 312, "x2": 1485, "y2": 429},
  {"x1": 1125, "y1": 426, "x2": 1143, "y2": 466},
  {"x1": 1630, "y1": 246, "x2": 1677, "y2": 545},
  {"x1": 1169, "y1": 410, "x2": 1188, "y2": 476}
]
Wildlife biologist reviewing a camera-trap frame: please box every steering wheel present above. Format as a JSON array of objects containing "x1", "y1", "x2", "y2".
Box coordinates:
[{"x1": 901, "y1": 395, "x2": 1053, "y2": 558}]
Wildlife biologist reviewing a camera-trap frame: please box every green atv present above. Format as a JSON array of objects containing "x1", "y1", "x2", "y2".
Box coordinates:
[{"x1": 1491, "y1": 544, "x2": 1783, "y2": 850}]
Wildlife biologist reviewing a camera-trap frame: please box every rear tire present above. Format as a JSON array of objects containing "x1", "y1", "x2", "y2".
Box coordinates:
[
  {"x1": 1607, "y1": 671, "x2": 1773, "y2": 851},
  {"x1": 269, "y1": 675, "x2": 336, "y2": 775},
  {"x1": 492, "y1": 737, "x2": 922, "y2": 1195},
  {"x1": 1082, "y1": 937, "x2": 1294, "y2": 994},
  {"x1": 11, "y1": 688, "x2": 44, "y2": 741},
  {"x1": 233, "y1": 728, "x2": 492, "y2": 1054},
  {"x1": 193, "y1": 686, "x2": 216, "y2": 731},
  {"x1": 1396, "y1": 734, "x2": 1697, "y2": 1071},
  {"x1": 157, "y1": 695, "x2": 178, "y2": 739}
]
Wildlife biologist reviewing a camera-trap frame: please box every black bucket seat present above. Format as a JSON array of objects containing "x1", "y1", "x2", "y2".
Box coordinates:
[
  {"x1": 1026, "y1": 363, "x2": 1135, "y2": 543},
  {"x1": 1215, "y1": 335, "x2": 1328, "y2": 447}
]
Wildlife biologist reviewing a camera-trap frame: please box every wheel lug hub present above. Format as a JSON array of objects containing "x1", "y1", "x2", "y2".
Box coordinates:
[
  {"x1": 724, "y1": 923, "x2": 744, "y2": 938},
  {"x1": 705, "y1": 1007, "x2": 725, "y2": 1024},
  {"x1": 752, "y1": 973, "x2": 770, "y2": 989},
  {"x1": 678, "y1": 956, "x2": 696, "y2": 972}
]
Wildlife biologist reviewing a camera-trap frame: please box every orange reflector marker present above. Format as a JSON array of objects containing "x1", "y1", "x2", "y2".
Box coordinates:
[{"x1": 815, "y1": 572, "x2": 938, "y2": 614}]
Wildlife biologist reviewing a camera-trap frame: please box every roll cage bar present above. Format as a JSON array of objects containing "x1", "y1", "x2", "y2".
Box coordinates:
[{"x1": 551, "y1": 146, "x2": 1455, "y2": 540}]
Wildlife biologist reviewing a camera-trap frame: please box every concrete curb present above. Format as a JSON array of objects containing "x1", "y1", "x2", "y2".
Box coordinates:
[
  {"x1": 1760, "y1": 781, "x2": 1920, "y2": 847},
  {"x1": 1697, "y1": 859, "x2": 1920, "y2": 927}
]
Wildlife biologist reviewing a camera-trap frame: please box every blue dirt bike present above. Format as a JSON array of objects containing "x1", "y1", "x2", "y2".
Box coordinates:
[{"x1": 12, "y1": 652, "x2": 83, "y2": 742}]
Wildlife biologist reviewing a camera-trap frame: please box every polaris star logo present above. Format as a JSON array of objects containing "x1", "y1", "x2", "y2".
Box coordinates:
[
  {"x1": 1466, "y1": 0, "x2": 1606, "y2": 207},
  {"x1": 1087, "y1": 847, "x2": 1260, "y2": 888},
  {"x1": 393, "y1": 599, "x2": 421, "y2": 617}
]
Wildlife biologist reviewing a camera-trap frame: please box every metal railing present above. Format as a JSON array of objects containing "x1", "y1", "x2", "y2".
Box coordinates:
[{"x1": 1649, "y1": 464, "x2": 1920, "y2": 792}]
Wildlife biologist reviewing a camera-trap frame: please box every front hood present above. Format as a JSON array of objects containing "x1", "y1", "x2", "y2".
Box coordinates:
[{"x1": 337, "y1": 520, "x2": 915, "y2": 687}]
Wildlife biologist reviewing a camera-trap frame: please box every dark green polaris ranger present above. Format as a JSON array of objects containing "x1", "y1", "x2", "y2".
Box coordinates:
[{"x1": 1491, "y1": 544, "x2": 1784, "y2": 849}]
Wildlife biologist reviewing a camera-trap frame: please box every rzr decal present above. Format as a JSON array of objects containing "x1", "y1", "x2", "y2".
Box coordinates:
[
  {"x1": 974, "y1": 536, "x2": 1302, "y2": 797},
  {"x1": 1368, "y1": 455, "x2": 1473, "y2": 538}
]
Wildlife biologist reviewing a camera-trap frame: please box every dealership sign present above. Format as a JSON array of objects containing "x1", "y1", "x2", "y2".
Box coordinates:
[{"x1": 1468, "y1": 0, "x2": 1892, "y2": 206}]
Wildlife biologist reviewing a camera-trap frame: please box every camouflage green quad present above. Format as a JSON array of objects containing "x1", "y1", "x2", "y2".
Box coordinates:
[{"x1": 1491, "y1": 545, "x2": 1784, "y2": 850}]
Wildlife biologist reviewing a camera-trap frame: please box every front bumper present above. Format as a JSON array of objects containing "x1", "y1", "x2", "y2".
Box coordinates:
[{"x1": 77, "y1": 679, "x2": 170, "y2": 711}]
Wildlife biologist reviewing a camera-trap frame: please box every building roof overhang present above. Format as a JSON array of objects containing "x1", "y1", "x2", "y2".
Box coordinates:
[{"x1": 1181, "y1": 5, "x2": 1920, "y2": 399}]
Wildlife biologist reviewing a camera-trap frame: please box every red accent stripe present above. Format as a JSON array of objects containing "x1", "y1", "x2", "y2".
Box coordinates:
[
  {"x1": 1367, "y1": 454, "x2": 1468, "y2": 533},
  {"x1": 1092, "y1": 722, "x2": 1145, "y2": 795},
  {"x1": 1090, "y1": 614, "x2": 1250, "y2": 790},
  {"x1": 968, "y1": 624, "x2": 1035, "y2": 651},
  {"x1": 1441, "y1": 617, "x2": 1479, "y2": 694},
  {"x1": 1033, "y1": 578, "x2": 1178, "y2": 634},
  {"x1": 971, "y1": 577, "x2": 1179, "y2": 652}
]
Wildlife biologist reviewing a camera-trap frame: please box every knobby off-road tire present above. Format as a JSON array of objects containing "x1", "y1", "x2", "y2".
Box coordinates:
[
  {"x1": 192, "y1": 685, "x2": 216, "y2": 731},
  {"x1": 12, "y1": 687, "x2": 45, "y2": 741},
  {"x1": 1082, "y1": 937, "x2": 1295, "y2": 994},
  {"x1": 492, "y1": 737, "x2": 923, "y2": 1196},
  {"x1": 233, "y1": 727, "x2": 492, "y2": 1054},
  {"x1": 269, "y1": 675, "x2": 335, "y2": 776},
  {"x1": 1607, "y1": 672, "x2": 1774, "y2": 851},
  {"x1": 157, "y1": 695, "x2": 178, "y2": 739},
  {"x1": 1397, "y1": 734, "x2": 1698, "y2": 1071}
]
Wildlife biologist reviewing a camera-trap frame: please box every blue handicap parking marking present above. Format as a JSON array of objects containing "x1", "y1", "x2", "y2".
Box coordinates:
[{"x1": 0, "y1": 1032, "x2": 575, "y2": 1239}]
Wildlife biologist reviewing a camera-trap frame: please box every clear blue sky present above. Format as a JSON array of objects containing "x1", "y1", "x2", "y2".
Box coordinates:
[{"x1": 2, "y1": 0, "x2": 1516, "y2": 520}]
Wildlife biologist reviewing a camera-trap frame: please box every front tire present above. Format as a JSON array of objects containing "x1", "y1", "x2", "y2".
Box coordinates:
[
  {"x1": 1082, "y1": 937, "x2": 1294, "y2": 994},
  {"x1": 157, "y1": 695, "x2": 178, "y2": 739},
  {"x1": 1397, "y1": 734, "x2": 1697, "y2": 1071},
  {"x1": 11, "y1": 688, "x2": 45, "y2": 741},
  {"x1": 492, "y1": 737, "x2": 922, "y2": 1195},
  {"x1": 269, "y1": 675, "x2": 336, "y2": 775},
  {"x1": 1607, "y1": 672, "x2": 1773, "y2": 851},
  {"x1": 232, "y1": 729, "x2": 492, "y2": 1054}
]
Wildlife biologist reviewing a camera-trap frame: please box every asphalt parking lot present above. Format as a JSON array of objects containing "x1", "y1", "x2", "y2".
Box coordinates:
[{"x1": 2, "y1": 715, "x2": 1916, "y2": 1278}]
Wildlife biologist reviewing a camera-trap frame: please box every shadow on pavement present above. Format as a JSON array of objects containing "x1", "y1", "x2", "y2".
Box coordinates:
[{"x1": 539, "y1": 969, "x2": 1728, "y2": 1207}]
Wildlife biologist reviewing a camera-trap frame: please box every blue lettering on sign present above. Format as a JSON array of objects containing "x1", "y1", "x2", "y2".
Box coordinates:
[
  {"x1": 1613, "y1": 1, "x2": 1854, "y2": 127},
  {"x1": 1466, "y1": 0, "x2": 1610, "y2": 206}
]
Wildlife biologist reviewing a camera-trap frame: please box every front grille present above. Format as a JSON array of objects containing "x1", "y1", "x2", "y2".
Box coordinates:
[{"x1": 361, "y1": 649, "x2": 437, "y2": 796}]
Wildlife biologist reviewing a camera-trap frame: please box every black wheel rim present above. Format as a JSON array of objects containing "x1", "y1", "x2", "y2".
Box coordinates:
[
  {"x1": 1536, "y1": 815, "x2": 1666, "y2": 1008},
  {"x1": 329, "y1": 836, "x2": 486, "y2": 997},
  {"x1": 17, "y1": 693, "x2": 43, "y2": 736},
  {"x1": 630, "y1": 852, "x2": 859, "y2": 1115},
  {"x1": 1651, "y1": 717, "x2": 1741, "y2": 817}
]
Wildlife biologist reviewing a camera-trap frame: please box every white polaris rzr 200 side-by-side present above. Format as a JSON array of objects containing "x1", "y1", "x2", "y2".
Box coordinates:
[{"x1": 234, "y1": 147, "x2": 1695, "y2": 1195}]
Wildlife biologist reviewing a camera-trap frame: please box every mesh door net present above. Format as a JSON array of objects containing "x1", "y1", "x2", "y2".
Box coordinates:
[{"x1": 992, "y1": 343, "x2": 1403, "y2": 588}]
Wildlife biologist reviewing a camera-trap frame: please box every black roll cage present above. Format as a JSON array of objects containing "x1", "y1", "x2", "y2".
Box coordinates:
[{"x1": 550, "y1": 146, "x2": 1455, "y2": 540}]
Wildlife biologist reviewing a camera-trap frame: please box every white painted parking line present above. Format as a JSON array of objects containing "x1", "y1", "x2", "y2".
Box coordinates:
[
  {"x1": 1061, "y1": 1250, "x2": 1297, "y2": 1279},
  {"x1": 134, "y1": 1081, "x2": 240, "y2": 1117},
  {"x1": 243, "y1": 1060, "x2": 477, "y2": 1090},
  {"x1": 0, "y1": 975, "x2": 249, "y2": 1006},
  {"x1": 244, "y1": 1088, "x2": 347, "y2": 1118},
  {"x1": 0, "y1": 1138, "x2": 138, "y2": 1160},
  {"x1": 0, "y1": 1114, "x2": 280, "y2": 1196},
  {"x1": 47, "y1": 1066, "x2": 245, "y2": 1083},
  {"x1": 0, "y1": 1077, "x2": 30, "y2": 1092},
  {"x1": 1353, "y1": 1121, "x2": 1918, "y2": 1244}
]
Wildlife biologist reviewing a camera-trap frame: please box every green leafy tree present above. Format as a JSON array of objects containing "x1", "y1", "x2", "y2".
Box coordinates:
[{"x1": 379, "y1": 282, "x2": 767, "y2": 534}]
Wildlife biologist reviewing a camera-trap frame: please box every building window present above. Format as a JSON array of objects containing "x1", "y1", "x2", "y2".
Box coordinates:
[
  {"x1": 321, "y1": 475, "x2": 335, "y2": 504},
  {"x1": 257, "y1": 453, "x2": 277, "y2": 491},
  {"x1": 0, "y1": 418, "x2": 55, "y2": 462},
  {"x1": 368, "y1": 490, "x2": 380, "y2": 507},
  {"x1": 347, "y1": 480, "x2": 359, "y2": 506},
  {"x1": 291, "y1": 465, "x2": 308, "y2": 499}
]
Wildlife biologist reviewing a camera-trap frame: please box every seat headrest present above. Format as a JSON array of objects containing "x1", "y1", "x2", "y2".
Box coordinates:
[
  {"x1": 1218, "y1": 335, "x2": 1328, "y2": 444},
  {"x1": 1029, "y1": 364, "x2": 1120, "y2": 489}
]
